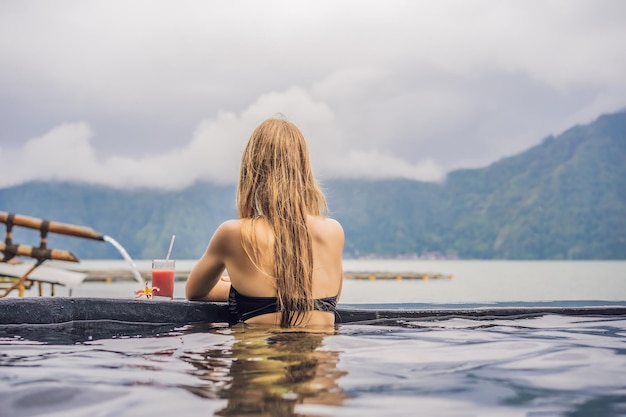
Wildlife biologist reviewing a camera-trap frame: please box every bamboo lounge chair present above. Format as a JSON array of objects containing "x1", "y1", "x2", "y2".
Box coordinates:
[{"x1": 0, "y1": 211, "x2": 103, "y2": 297}]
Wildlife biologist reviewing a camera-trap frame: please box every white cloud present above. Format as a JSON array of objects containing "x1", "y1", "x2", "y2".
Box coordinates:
[
  {"x1": 1, "y1": 123, "x2": 99, "y2": 186},
  {"x1": 319, "y1": 150, "x2": 445, "y2": 183},
  {"x1": 0, "y1": 87, "x2": 445, "y2": 189},
  {"x1": 1, "y1": 1, "x2": 625, "y2": 188}
]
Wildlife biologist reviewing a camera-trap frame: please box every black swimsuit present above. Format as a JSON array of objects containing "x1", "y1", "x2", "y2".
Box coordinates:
[{"x1": 228, "y1": 286, "x2": 338, "y2": 324}]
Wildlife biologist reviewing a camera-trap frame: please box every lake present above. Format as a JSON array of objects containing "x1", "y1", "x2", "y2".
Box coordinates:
[
  {"x1": 2, "y1": 260, "x2": 625, "y2": 416},
  {"x1": 54, "y1": 259, "x2": 626, "y2": 304}
]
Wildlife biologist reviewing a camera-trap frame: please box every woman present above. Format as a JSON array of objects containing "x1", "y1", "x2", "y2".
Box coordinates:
[{"x1": 186, "y1": 117, "x2": 344, "y2": 327}]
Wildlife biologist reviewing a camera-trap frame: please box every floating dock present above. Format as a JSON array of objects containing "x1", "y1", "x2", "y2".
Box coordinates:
[
  {"x1": 81, "y1": 270, "x2": 454, "y2": 282},
  {"x1": 343, "y1": 272, "x2": 452, "y2": 280}
]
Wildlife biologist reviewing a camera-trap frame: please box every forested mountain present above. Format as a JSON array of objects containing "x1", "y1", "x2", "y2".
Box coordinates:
[{"x1": 1, "y1": 111, "x2": 625, "y2": 260}]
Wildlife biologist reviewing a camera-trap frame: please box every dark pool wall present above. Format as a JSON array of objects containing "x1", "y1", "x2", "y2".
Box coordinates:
[{"x1": 1, "y1": 298, "x2": 625, "y2": 326}]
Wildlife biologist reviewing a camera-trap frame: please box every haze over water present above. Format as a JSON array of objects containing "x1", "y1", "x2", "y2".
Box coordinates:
[{"x1": 51, "y1": 259, "x2": 626, "y2": 304}]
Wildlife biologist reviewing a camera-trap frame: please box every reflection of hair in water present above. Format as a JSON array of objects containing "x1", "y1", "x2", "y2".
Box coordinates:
[{"x1": 181, "y1": 327, "x2": 348, "y2": 416}]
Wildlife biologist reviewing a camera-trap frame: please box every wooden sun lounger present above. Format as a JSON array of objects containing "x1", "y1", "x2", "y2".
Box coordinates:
[{"x1": 0, "y1": 262, "x2": 87, "y2": 297}]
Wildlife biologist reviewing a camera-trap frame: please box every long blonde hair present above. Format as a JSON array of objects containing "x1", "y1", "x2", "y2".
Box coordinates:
[{"x1": 237, "y1": 117, "x2": 328, "y2": 327}]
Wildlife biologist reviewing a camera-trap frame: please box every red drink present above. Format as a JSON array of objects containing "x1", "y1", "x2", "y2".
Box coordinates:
[{"x1": 152, "y1": 269, "x2": 175, "y2": 298}]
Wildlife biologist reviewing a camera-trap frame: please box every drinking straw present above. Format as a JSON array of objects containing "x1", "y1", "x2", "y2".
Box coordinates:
[{"x1": 165, "y1": 234, "x2": 176, "y2": 261}]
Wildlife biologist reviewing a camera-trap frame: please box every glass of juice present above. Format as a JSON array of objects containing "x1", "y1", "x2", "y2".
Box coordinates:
[{"x1": 151, "y1": 259, "x2": 175, "y2": 299}]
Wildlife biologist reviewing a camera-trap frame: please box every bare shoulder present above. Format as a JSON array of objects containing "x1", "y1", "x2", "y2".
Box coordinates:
[
  {"x1": 216, "y1": 219, "x2": 241, "y2": 234},
  {"x1": 308, "y1": 216, "x2": 344, "y2": 239},
  {"x1": 324, "y1": 217, "x2": 344, "y2": 236},
  {"x1": 210, "y1": 219, "x2": 242, "y2": 250}
]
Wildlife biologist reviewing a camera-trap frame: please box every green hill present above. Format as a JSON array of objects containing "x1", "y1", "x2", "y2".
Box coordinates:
[{"x1": 1, "y1": 111, "x2": 625, "y2": 260}]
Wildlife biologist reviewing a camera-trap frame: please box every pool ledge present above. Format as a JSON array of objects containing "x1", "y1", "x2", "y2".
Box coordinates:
[{"x1": 1, "y1": 297, "x2": 625, "y2": 325}]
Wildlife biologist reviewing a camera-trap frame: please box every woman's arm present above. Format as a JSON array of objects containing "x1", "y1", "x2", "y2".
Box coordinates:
[
  {"x1": 185, "y1": 221, "x2": 237, "y2": 302},
  {"x1": 202, "y1": 276, "x2": 231, "y2": 301}
]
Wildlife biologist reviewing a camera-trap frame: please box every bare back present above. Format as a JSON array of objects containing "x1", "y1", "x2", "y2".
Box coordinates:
[{"x1": 186, "y1": 215, "x2": 344, "y2": 326}]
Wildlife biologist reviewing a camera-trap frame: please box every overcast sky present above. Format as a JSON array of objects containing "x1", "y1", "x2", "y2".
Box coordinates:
[{"x1": 1, "y1": 1, "x2": 625, "y2": 189}]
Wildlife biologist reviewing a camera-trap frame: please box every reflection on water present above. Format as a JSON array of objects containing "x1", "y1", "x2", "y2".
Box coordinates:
[
  {"x1": 330, "y1": 315, "x2": 626, "y2": 416},
  {"x1": 180, "y1": 326, "x2": 349, "y2": 416},
  {"x1": 1, "y1": 314, "x2": 626, "y2": 416}
]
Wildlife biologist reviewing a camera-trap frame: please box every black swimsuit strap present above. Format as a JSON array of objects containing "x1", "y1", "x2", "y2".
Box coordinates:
[
  {"x1": 228, "y1": 286, "x2": 338, "y2": 324},
  {"x1": 229, "y1": 288, "x2": 278, "y2": 322}
]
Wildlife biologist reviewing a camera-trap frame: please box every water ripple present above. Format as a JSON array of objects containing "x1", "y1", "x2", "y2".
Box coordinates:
[{"x1": 0, "y1": 314, "x2": 625, "y2": 416}]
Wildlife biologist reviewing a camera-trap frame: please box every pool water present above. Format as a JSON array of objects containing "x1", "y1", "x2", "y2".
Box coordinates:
[{"x1": 1, "y1": 313, "x2": 625, "y2": 416}]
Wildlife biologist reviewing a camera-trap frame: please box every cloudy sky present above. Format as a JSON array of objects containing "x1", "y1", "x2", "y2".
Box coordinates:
[{"x1": 1, "y1": 1, "x2": 625, "y2": 189}]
